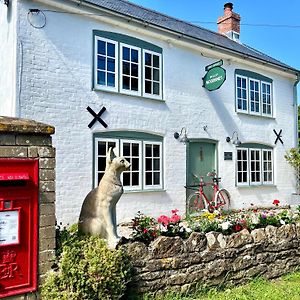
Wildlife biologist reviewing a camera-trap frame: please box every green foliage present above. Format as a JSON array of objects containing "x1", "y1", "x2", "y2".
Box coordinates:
[
  {"x1": 189, "y1": 217, "x2": 220, "y2": 233},
  {"x1": 42, "y1": 227, "x2": 132, "y2": 300},
  {"x1": 285, "y1": 148, "x2": 300, "y2": 192},
  {"x1": 130, "y1": 211, "x2": 160, "y2": 245}
]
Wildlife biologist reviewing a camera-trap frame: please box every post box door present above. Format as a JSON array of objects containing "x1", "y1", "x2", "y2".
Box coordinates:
[{"x1": 0, "y1": 159, "x2": 38, "y2": 298}]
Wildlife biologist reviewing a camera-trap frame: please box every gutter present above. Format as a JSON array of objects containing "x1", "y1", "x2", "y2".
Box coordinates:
[
  {"x1": 76, "y1": 0, "x2": 299, "y2": 76},
  {"x1": 293, "y1": 75, "x2": 300, "y2": 148}
]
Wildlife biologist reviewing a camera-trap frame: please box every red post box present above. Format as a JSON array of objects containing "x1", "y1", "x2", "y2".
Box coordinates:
[{"x1": 0, "y1": 159, "x2": 38, "y2": 298}]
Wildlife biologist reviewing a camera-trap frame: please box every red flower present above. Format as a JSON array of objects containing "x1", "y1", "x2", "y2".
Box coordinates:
[
  {"x1": 143, "y1": 228, "x2": 148, "y2": 234},
  {"x1": 171, "y1": 209, "x2": 179, "y2": 214},
  {"x1": 170, "y1": 214, "x2": 181, "y2": 223},
  {"x1": 273, "y1": 199, "x2": 280, "y2": 206},
  {"x1": 233, "y1": 224, "x2": 242, "y2": 232}
]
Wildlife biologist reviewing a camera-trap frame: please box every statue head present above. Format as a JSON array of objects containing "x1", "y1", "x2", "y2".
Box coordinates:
[{"x1": 105, "y1": 147, "x2": 131, "y2": 173}]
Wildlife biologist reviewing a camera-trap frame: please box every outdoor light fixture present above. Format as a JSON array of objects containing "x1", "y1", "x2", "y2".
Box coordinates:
[
  {"x1": 3, "y1": 0, "x2": 9, "y2": 6},
  {"x1": 174, "y1": 127, "x2": 188, "y2": 144},
  {"x1": 226, "y1": 131, "x2": 241, "y2": 146}
]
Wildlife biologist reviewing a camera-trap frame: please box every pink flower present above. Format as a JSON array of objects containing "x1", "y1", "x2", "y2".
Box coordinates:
[
  {"x1": 171, "y1": 209, "x2": 179, "y2": 214},
  {"x1": 170, "y1": 214, "x2": 181, "y2": 223},
  {"x1": 157, "y1": 215, "x2": 170, "y2": 226},
  {"x1": 143, "y1": 228, "x2": 148, "y2": 233},
  {"x1": 273, "y1": 199, "x2": 280, "y2": 206},
  {"x1": 233, "y1": 224, "x2": 242, "y2": 232}
]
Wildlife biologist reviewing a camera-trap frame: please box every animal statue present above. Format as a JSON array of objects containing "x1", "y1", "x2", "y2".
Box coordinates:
[{"x1": 78, "y1": 147, "x2": 131, "y2": 249}]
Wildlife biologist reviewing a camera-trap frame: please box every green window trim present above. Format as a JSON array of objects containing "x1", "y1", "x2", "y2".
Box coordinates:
[
  {"x1": 93, "y1": 131, "x2": 164, "y2": 191},
  {"x1": 237, "y1": 143, "x2": 273, "y2": 150},
  {"x1": 235, "y1": 69, "x2": 273, "y2": 83}
]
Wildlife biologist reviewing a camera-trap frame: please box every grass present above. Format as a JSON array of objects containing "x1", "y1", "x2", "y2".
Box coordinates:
[{"x1": 137, "y1": 270, "x2": 300, "y2": 300}]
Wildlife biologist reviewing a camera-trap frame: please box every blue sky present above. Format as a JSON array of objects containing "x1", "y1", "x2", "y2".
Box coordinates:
[{"x1": 128, "y1": 0, "x2": 300, "y2": 102}]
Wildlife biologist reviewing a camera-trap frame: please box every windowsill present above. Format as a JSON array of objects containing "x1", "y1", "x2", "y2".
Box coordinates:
[
  {"x1": 236, "y1": 184, "x2": 277, "y2": 188},
  {"x1": 236, "y1": 111, "x2": 275, "y2": 120},
  {"x1": 92, "y1": 87, "x2": 166, "y2": 103},
  {"x1": 124, "y1": 189, "x2": 166, "y2": 194}
]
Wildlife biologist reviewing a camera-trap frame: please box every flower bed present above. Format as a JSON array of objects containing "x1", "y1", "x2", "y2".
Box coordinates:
[{"x1": 123, "y1": 203, "x2": 300, "y2": 294}]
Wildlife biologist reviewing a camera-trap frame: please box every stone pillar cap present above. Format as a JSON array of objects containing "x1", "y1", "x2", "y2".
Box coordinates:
[{"x1": 0, "y1": 116, "x2": 55, "y2": 135}]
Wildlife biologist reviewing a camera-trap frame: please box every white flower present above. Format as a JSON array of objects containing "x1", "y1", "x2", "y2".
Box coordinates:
[
  {"x1": 280, "y1": 219, "x2": 285, "y2": 225},
  {"x1": 251, "y1": 214, "x2": 259, "y2": 225},
  {"x1": 186, "y1": 227, "x2": 192, "y2": 233},
  {"x1": 219, "y1": 221, "x2": 231, "y2": 231}
]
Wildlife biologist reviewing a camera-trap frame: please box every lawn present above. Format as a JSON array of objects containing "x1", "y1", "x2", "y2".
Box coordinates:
[{"x1": 140, "y1": 270, "x2": 300, "y2": 300}]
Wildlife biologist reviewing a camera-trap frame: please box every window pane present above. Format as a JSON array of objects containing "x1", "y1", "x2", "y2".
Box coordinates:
[
  {"x1": 131, "y1": 49, "x2": 138, "y2": 63},
  {"x1": 146, "y1": 158, "x2": 152, "y2": 171},
  {"x1": 131, "y1": 64, "x2": 138, "y2": 77},
  {"x1": 153, "y1": 83, "x2": 159, "y2": 95},
  {"x1": 97, "y1": 40, "x2": 105, "y2": 55},
  {"x1": 153, "y1": 159, "x2": 160, "y2": 170},
  {"x1": 131, "y1": 78, "x2": 138, "y2": 91},
  {"x1": 107, "y1": 58, "x2": 115, "y2": 72},
  {"x1": 145, "y1": 52, "x2": 152, "y2": 66},
  {"x1": 153, "y1": 145, "x2": 160, "y2": 157},
  {"x1": 98, "y1": 157, "x2": 106, "y2": 170},
  {"x1": 123, "y1": 47, "x2": 130, "y2": 61},
  {"x1": 98, "y1": 142, "x2": 107, "y2": 155},
  {"x1": 108, "y1": 142, "x2": 116, "y2": 149},
  {"x1": 132, "y1": 143, "x2": 139, "y2": 156},
  {"x1": 132, "y1": 158, "x2": 139, "y2": 171},
  {"x1": 146, "y1": 172, "x2": 152, "y2": 185},
  {"x1": 107, "y1": 73, "x2": 115, "y2": 87},
  {"x1": 98, "y1": 56, "x2": 105, "y2": 70},
  {"x1": 146, "y1": 145, "x2": 152, "y2": 157},
  {"x1": 123, "y1": 143, "x2": 130, "y2": 156},
  {"x1": 123, "y1": 76, "x2": 130, "y2": 90},
  {"x1": 132, "y1": 172, "x2": 139, "y2": 185},
  {"x1": 153, "y1": 55, "x2": 159, "y2": 68},
  {"x1": 107, "y1": 43, "x2": 115, "y2": 57},
  {"x1": 154, "y1": 172, "x2": 160, "y2": 185},
  {"x1": 145, "y1": 67, "x2": 152, "y2": 80},
  {"x1": 123, "y1": 62, "x2": 130, "y2": 75},
  {"x1": 153, "y1": 69, "x2": 159, "y2": 81},
  {"x1": 123, "y1": 172, "x2": 130, "y2": 186},
  {"x1": 145, "y1": 80, "x2": 151, "y2": 93},
  {"x1": 97, "y1": 71, "x2": 105, "y2": 85}
]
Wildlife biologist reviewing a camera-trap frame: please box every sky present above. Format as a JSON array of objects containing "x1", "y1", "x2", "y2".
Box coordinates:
[{"x1": 128, "y1": 0, "x2": 300, "y2": 102}]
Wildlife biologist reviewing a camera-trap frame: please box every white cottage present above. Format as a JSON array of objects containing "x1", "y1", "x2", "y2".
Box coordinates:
[{"x1": 1, "y1": 0, "x2": 299, "y2": 225}]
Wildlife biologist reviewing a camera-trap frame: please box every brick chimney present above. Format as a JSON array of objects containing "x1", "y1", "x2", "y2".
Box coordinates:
[{"x1": 217, "y1": 3, "x2": 241, "y2": 41}]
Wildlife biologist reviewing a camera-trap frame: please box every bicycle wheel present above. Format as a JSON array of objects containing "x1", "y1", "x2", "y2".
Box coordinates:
[
  {"x1": 187, "y1": 192, "x2": 206, "y2": 215},
  {"x1": 214, "y1": 189, "x2": 231, "y2": 211}
]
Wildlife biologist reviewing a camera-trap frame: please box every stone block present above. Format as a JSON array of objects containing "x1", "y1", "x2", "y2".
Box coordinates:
[
  {"x1": 39, "y1": 237, "x2": 56, "y2": 252},
  {"x1": 251, "y1": 228, "x2": 266, "y2": 243},
  {"x1": 28, "y1": 146, "x2": 39, "y2": 157},
  {"x1": 39, "y1": 260, "x2": 54, "y2": 275},
  {"x1": 40, "y1": 203, "x2": 55, "y2": 216},
  {"x1": 150, "y1": 236, "x2": 184, "y2": 258},
  {"x1": 39, "y1": 249, "x2": 55, "y2": 262},
  {"x1": 0, "y1": 146, "x2": 28, "y2": 157},
  {"x1": 40, "y1": 214, "x2": 56, "y2": 227},
  {"x1": 39, "y1": 180, "x2": 55, "y2": 192},
  {"x1": 38, "y1": 158, "x2": 55, "y2": 169},
  {"x1": 16, "y1": 134, "x2": 52, "y2": 146},
  {"x1": 276, "y1": 224, "x2": 296, "y2": 242},
  {"x1": 39, "y1": 226, "x2": 56, "y2": 239},
  {"x1": 233, "y1": 255, "x2": 254, "y2": 271},
  {"x1": 38, "y1": 146, "x2": 56, "y2": 157},
  {"x1": 185, "y1": 232, "x2": 206, "y2": 252},
  {"x1": 125, "y1": 242, "x2": 149, "y2": 261},
  {"x1": 39, "y1": 169, "x2": 55, "y2": 181},
  {"x1": 226, "y1": 229, "x2": 253, "y2": 248},
  {"x1": 0, "y1": 133, "x2": 16, "y2": 145},
  {"x1": 39, "y1": 192, "x2": 55, "y2": 203}
]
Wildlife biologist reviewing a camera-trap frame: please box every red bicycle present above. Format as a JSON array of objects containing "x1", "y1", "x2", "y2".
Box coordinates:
[{"x1": 185, "y1": 171, "x2": 230, "y2": 214}]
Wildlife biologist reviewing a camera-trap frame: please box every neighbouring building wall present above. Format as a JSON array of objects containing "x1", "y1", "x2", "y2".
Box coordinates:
[
  {"x1": 0, "y1": 1, "x2": 17, "y2": 116},
  {"x1": 16, "y1": 0, "x2": 298, "y2": 226}
]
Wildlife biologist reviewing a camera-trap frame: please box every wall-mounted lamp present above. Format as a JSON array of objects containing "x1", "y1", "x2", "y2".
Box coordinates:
[
  {"x1": 3, "y1": 0, "x2": 9, "y2": 6},
  {"x1": 226, "y1": 131, "x2": 241, "y2": 146},
  {"x1": 174, "y1": 127, "x2": 188, "y2": 144}
]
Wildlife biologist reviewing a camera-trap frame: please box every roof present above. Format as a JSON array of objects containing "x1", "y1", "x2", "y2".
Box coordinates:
[{"x1": 82, "y1": 0, "x2": 299, "y2": 75}]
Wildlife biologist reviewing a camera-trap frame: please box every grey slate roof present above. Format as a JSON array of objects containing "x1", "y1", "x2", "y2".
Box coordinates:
[{"x1": 83, "y1": 0, "x2": 299, "y2": 74}]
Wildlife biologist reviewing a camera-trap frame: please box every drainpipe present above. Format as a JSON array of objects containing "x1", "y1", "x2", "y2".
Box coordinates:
[{"x1": 293, "y1": 74, "x2": 300, "y2": 148}]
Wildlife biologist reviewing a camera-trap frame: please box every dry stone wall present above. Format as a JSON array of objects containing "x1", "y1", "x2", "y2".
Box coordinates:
[
  {"x1": 125, "y1": 224, "x2": 300, "y2": 294},
  {"x1": 0, "y1": 116, "x2": 56, "y2": 300}
]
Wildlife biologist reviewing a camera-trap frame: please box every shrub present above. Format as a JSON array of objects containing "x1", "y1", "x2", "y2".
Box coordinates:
[
  {"x1": 42, "y1": 226, "x2": 132, "y2": 300},
  {"x1": 285, "y1": 148, "x2": 300, "y2": 193}
]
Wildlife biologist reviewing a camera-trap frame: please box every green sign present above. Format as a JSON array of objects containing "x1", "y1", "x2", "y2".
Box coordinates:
[
  {"x1": 202, "y1": 65, "x2": 226, "y2": 91},
  {"x1": 205, "y1": 59, "x2": 223, "y2": 71}
]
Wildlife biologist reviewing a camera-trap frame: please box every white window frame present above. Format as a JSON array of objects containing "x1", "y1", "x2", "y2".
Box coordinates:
[
  {"x1": 236, "y1": 75, "x2": 248, "y2": 113},
  {"x1": 236, "y1": 147, "x2": 274, "y2": 187},
  {"x1": 143, "y1": 141, "x2": 163, "y2": 190},
  {"x1": 120, "y1": 139, "x2": 142, "y2": 191},
  {"x1": 249, "y1": 148, "x2": 261, "y2": 186},
  {"x1": 249, "y1": 79, "x2": 260, "y2": 115},
  {"x1": 236, "y1": 149, "x2": 249, "y2": 186},
  {"x1": 94, "y1": 36, "x2": 119, "y2": 92},
  {"x1": 120, "y1": 43, "x2": 141, "y2": 96},
  {"x1": 143, "y1": 50, "x2": 162, "y2": 100},
  {"x1": 261, "y1": 81, "x2": 272, "y2": 116},
  {"x1": 94, "y1": 138, "x2": 119, "y2": 187}
]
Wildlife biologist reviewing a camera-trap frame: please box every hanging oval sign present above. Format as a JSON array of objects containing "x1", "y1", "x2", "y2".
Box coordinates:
[{"x1": 202, "y1": 66, "x2": 226, "y2": 91}]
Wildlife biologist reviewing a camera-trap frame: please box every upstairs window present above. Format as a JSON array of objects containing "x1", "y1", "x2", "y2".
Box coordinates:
[
  {"x1": 93, "y1": 31, "x2": 163, "y2": 100},
  {"x1": 235, "y1": 70, "x2": 273, "y2": 117}
]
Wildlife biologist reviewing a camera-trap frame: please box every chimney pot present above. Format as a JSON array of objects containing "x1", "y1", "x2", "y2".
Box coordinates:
[{"x1": 224, "y1": 3, "x2": 233, "y2": 11}]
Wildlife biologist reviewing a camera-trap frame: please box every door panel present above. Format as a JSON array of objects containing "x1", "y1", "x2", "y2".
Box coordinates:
[{"x1": 187, "y1": 142, "x2": 216, "y2": 205}]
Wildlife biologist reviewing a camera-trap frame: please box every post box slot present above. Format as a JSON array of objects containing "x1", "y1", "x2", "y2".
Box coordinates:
[
  {"x1": 0, "y1": 173, "x2": 30, "y2": 188},
  {"x1": 0, "y1": 180, "x2": 27, "y2": 187}
]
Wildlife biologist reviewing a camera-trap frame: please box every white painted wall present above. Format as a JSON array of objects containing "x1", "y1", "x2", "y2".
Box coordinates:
[
  {"x1": 0, "y1": 1, "x2": 17, "y2": 116},
  {"x1": 16, "y1": 0, "x2": 298, "y2": 226}
]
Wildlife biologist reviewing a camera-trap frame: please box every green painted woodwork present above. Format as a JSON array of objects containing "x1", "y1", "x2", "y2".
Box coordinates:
[
  {"x1": 235, "y1": 69, "x2": 273, "y2": 83},
  {"x1": 203, "y1": 66, "x2": 226, "y2": 91},
  {"x1": 93, "y1": 30, "x2": 162, "y2": 53},
  {"x1": 186, "y1": 141, "x2": 216, "y2": 201},
  {"x1": 238, "y1": 143, "x2": 273, "y2": 149},
  {"x1": 93, "y1": 131, "x2": 163, "y2": 141}
]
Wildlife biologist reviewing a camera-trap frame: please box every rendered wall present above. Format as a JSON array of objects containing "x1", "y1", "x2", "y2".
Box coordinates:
[
  {"x1": 16, "y1": 0, "x2": 298, "y2": 226},
  {"x1": 0, "y1": 1, "x2": 17, "y2": 116}
]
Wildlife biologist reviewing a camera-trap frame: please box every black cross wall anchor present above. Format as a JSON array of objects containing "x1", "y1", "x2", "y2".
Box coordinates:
[
  {"x1": 273, "y1": 129, "x2": 283, "y2": 145},
  {"x1": 87, "y1": 106, "x2": 108, "y2": 129}
]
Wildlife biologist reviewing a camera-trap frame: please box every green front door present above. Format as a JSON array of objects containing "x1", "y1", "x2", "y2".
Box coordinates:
[{"x1": 186, "y1": 141, "x2": 216, "y2": 207}]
